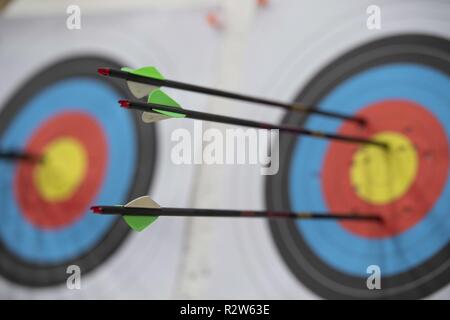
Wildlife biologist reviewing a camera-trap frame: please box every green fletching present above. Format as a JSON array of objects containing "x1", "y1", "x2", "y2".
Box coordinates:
[
  {"x1": 148, "y1": 89, "x2": 186, "y2": 118},
  {"x1": 123, "y1": 215, "x2": 158, "y2": 232},
  {"x1": 121, "y1": 66, "x2": 164, "y2": 80},
  {"x1": 121, "y1": 67, "x2": 134, "y2": 73},
  {"x1": 121, "y1": 67, "x2": 184, "y2": 118},
  {"x1": 121, "y1": 66, "x2": 164, "y2": 99}
]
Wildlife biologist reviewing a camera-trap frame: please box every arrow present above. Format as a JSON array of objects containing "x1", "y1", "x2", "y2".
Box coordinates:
[
  {"x1": 98, "y1": 67, "x2": 366, "y2": 125},
  {"x1": 118, "y1": 96, "x2": 388, "y2": 149},
  {"x1": 0, "y1": 150, "x2": 42, "y2": 163},
  {"x1": 91, "y1": 196, "x2": 382, "y2": 232}
]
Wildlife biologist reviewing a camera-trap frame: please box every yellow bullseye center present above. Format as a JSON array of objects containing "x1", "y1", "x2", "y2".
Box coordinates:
[
  {"x1": 350, "y1": 131, "x2": 418, "y2": 205},
  {"x1": 34, "y1": 137, "x2": 88, "y2": 202}
]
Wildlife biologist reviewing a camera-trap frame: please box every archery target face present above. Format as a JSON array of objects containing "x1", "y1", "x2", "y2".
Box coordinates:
[
  {"x1": 0, "y1": 6, "x2": 218, "y2": 298},
  {"x1": 205, "y1": 0, "x2": 450, "y2": 300},
  {"x1": 0, "y1": 56, "x2": 155, "y2": 286},
  {"x1": 267, "y1": 34, "x2": 450, "y2": 299}
]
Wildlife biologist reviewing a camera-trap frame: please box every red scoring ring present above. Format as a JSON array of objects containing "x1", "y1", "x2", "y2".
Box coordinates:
[
  {"x1": 14, "y1": 111, "x2": 108, "y2": 229},
  {"x1": 322, "y1": 100, "x2": 449, "y2": 238}
]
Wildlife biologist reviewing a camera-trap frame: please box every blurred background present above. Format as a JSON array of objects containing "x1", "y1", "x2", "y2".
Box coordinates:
[{"x1": 0, "y1": 0, "x2": 449, "y2": 299}]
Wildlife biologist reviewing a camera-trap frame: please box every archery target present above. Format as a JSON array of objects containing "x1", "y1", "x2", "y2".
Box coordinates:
[
  {"x1": 267, "y1": 34, "x2": 450, "y2": 299},
  {"x1": 0, "y1": 56, "x2": 155, "y2": 286},
  {"x1": 205, "y1": 0, "x2": 450, "y2": 300},
  {"x1": 0, "y1": 5, "x2": 219, "y2": 299}
]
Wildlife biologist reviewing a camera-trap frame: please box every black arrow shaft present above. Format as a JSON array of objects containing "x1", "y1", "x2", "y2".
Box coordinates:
[
  {"x1": 106, "y1": 68, "x2": 365, "y2": 125},
  {"x1": 0, "y1": 150, "x2": 42, "y2": 163},
  {"x1": 93, "y1": 206, "x2": 381, "y2": 222},
  {"x1": 125, "y1": 101, "x2": 387, "y2": 148}
]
